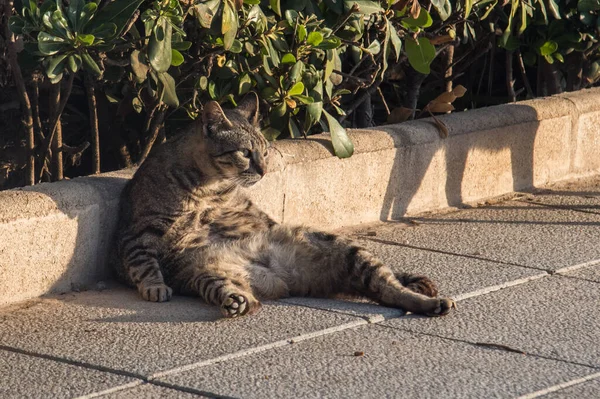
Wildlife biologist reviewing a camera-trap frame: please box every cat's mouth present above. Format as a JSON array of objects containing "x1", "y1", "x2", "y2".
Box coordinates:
[{"x1": 238, "y1": 172, "x2": 263, "y2": 186}]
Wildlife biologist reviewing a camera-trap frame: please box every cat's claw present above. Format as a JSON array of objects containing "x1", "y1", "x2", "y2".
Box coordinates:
[
  {"x1": 139, "y1": 284, "x2": 173, "y2": 302},
  {"x1": 425, "y1": 298, "x2": 456, "y2": 317},
  {"x1": 221, "y1": 294, "x2": 262, "y2": 318}
]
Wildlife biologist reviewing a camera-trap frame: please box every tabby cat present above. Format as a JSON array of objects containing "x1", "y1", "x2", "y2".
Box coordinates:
[{"x1": 114, "y1": 94, "x2": 456, "y2": 318}]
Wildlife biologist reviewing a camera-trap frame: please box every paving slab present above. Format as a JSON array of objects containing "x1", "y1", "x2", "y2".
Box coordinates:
[
  {"x1": 0, "y1": 288, "x2": 360, "y2": 378},
  {"x1": 383, "y1": 275, "x2": 600, "y2": 368},
  {"x1": 99, "y1": 383, "x2": 208, "y2": 398},
  {"x1": 537, "y1": 377, "x2": 600, "y2": 399},
  {"x1": 283, "y1": 237, "x2": 542, "y2": 321},
  {"x1": 364, "y1": 200, "x2": 600, "y2": 271},
  {"x1": 560, "y1": 264, "x2": 600, "y2": 283},
  {"x1": 521, "y1": 175, "x2": 600, "y2": 213},
  {"x1": 157, "y1": 324, "x2": 595, "y2": 399},
  {"x1": 0, "y1": 348, "x2": 135, "y2": 399}
]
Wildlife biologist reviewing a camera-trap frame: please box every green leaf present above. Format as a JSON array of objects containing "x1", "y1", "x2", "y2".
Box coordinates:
[
  {"x1": 247, "y1": 5, "x2": 267, "y2": 33},
  {"x1": 262, "y1": 127, "x2": 281, "y2": 141},
  {"x1": 132, "y1": 97, "x2": 143, "y2": 113},
  {"x1": 547, "y1": 0, "x2": 561, "y2": 19},
  {"x1": 46, "y1": 54, "x2": 68, "y2": 79},
  {"x1": 318, "y1": 36, "x2": 342, "y2": 50},
  {"x1": 281, "y1": 53, "x2": 297, "y2": 64},
  {"x1": 77, "y1": 33, "x2": 94, "y2": 46},
  {"x1": 464, "y1": 0, "x2": 473, "y2": 18},
  {"x1": 172, "y1": 41, "x2": 192, "y2": 51},
  {"x1": 288, "y1": 118, "x2": 303, "y2": 138},
  {"x1": 578, "y1": 0, "x2": 600, "y2": 12},
  {"x1": 239, "y1": 73, "x2": 252, "y2": 95},
  {"x1": 81, "y1": 51, "x2": 102, "y2": 76},
  {"x1": 365, "y1": 40, "x2": 381, "y2": 54},
  {"x1": 402, "y1": 8, "x2": 433, "y2": 28},
  {"x1": 270, "y1": 0, "x2": 282, "y2": 16},
  {"x1": 171, "y1": 49, "x2": 184, "y2": 66},
  {"x1": 229, "y1": 39, "x2": 243, "y2": 53},
  {"x1": 297, "y1": 25, "x2": 307, "y2": 42},
  {"x1": 322, "y1": 109, "x2": 354, "y2": 158},
  {"x1": 324, "y1": 0, "x2": 344, "y2": 14},
  {"x1": 270, "y1": 102, "x2": 288, "y2": 130},
  {"x1": 130, "y1": 50, "x2": 149, "y2": 83},
  {"x1": 292, "y1": 94, "x2": 313, "y2": 104},
  {"x1": 67, "y1": 54, "x2": 81, "y2": 73},
  {"x1": 222, "y1": 0, "x2": 235, "y2": 34},
  {"x1": 307, "y1": 31, "x2": 324, "y2": 46},
  {"x1": 388, "y1": 20, "x2": 402, "y2": 61},
  {"x1": 503, "y1": 35, "x2": 520, "y2": 51},
  {"x1": 158, "y1": 72, "x2": 179, "y2": 107},
  {"x1": 430, "y1": 0, "x2": 451, "y2": 21},
  {"x1": 86, "y1": 0, "x2": 144, "y2": 38},
  {"x1": 91, "y1": 23, "x2": 117, "y2": 39},
  {"x1": 79, "y1": 3, "x2": 98, "y2": 30},
  {"x1": 405, "y1": 37, "x2": 436, "y2": 74},
  {"x1": 8, "y1": 16, "x2": 25, "y2": 34},
  {"x1": 222, "y1": 0, "x2": 238, "y2": 50},
  {"x1": 148, "y1": 17, "x2": 172, "y2": 73},
  {"x1": 37, "y1": 31, "x2": 68, "y2": 56},
  {"x1": 539, "y1": 40, "x2": 558, "y2": 56},
  {"x1": 325, "y1": 49, "x2": 335, "y2": 81},
  {"x1": 67, "y1": 0, "x2": 84, "y2": 31},
  {"x1": 554, "y1": 53, "x2": 564, "y2": 63},
  {"x1": 199, "y1": 76, "x2": 208, "y2": 90},
  {"x1": 50, "y1": 9, "x2": 72, "y2": 39},
  {"x1": 289, "y1": 61, "x2": 304, "y2": 82},
  {"x1": 194, "y1": 3, "x2": 215, "y2": 28},
  {"x1": 343, "y1": 0, "x2": 384, "y2": 14},
  {"x1": 288, "y1": 81, "x2": 304, "y2": 96}
]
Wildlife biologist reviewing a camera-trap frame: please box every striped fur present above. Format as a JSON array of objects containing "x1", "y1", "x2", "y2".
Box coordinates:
[{"x1": 113, "y1": 94, "x2": 456, "y2": 318}]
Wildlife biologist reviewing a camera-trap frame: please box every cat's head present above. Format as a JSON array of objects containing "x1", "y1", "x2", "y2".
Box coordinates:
[{"x1": 200, "y1": 93, "x2": 269, "y2": 187}]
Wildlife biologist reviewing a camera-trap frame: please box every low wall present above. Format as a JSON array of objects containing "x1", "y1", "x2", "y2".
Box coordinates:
[{"x1": 1, "y1": 89, "x2": 599, "y2": 306}]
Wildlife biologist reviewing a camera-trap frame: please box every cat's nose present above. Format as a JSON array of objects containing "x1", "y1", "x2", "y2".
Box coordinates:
[{"x1": 252, "y1": 152, "x2": 267, "y2": 176}]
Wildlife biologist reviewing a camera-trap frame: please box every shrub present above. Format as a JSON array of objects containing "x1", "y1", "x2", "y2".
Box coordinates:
[{"x1": 1, "y1": 0, "x2": 600, "y2": 188}]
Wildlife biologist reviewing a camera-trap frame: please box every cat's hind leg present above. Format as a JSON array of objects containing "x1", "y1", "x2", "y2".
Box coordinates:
[
  {"x1": 346, "y1": 246, "x2": 455, "y2": 316},
  {"x1": 173, "y1": 249, "x2": 262, "y2": 318},
  {"x1": 282, "y1": 228, "x2": 456, "y2": 316},
  {"x1": 394, "y1": 272, "x2": 439, "y2": 298}
]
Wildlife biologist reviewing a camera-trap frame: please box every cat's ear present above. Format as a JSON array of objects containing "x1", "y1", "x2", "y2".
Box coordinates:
[
  {"x1": 202, "y1": 101, "x2": 233, "y2": 135},
  {"x1": 236, "y1": 92, "x2": 260, "y2": 126}
]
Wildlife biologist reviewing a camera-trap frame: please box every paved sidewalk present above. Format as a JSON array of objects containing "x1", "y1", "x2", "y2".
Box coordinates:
[{"x1": 1, "y1": 175, "x2": 600, "y2": 398}]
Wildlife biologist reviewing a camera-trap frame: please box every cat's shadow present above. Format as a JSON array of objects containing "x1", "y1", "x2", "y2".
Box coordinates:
[{"x1": 56, "y1": 283, "x2": 404, "y2": 324}]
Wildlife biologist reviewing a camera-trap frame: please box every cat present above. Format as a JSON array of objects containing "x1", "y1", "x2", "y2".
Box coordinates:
[{"x1": 113, "y1": 93, "x2": 456, "y2": 318}]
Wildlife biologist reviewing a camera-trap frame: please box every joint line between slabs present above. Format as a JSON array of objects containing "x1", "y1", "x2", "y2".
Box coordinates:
[
  {"x1": 148, "y1": 319, "x2": 368, "y2": 380},
  {"x1": 73, "y1": 381, "x2": 145, "y2": 399},
  {"x1": 358, "y1": 236, "x2": 548, "y2": 273},
  {"x1": 453, "y1": 257, "x2": 600, "y2": 302},
  {"x1": 513, "y1": 371, "x2": 600, "y2": 399},
  {"x1": 375, "y1": 324, "x2": 600, "y2": 373}
]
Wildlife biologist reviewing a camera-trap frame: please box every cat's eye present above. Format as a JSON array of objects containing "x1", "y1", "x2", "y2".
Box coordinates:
[{"x1": 241, "y1": 149, "x2": 251, "y2": 158}]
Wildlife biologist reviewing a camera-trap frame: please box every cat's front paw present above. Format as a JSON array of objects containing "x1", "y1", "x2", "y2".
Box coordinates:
[
  {"x1": 139, "y1": 284, "x2": 173, "y2": 302},
  {"x1": 221, "y1": 294, "x2": 262, "y2": 318},
  {"x1": 425, "y1": 297, "x2": 456, "y2": 317}
]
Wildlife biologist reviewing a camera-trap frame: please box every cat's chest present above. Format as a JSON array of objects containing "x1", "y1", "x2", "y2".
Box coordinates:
[{"x1": 170, "y1": 197, "x2": 271, "y2": 244}]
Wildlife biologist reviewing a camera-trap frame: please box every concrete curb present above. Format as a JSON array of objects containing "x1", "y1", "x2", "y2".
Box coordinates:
[{"x1": 1, "y1": 89, "x2": 599, "y2": 306}]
